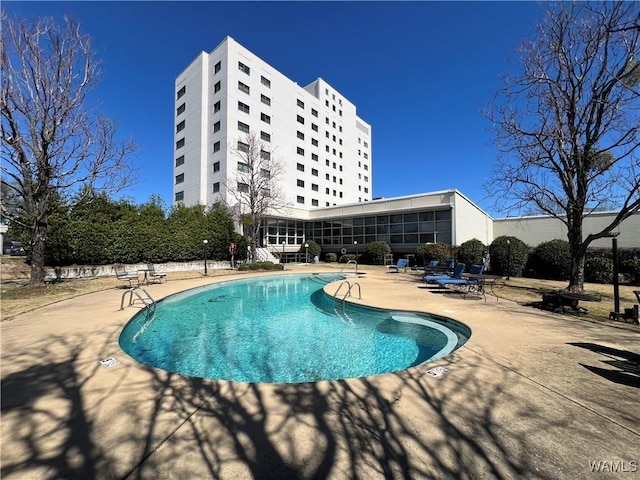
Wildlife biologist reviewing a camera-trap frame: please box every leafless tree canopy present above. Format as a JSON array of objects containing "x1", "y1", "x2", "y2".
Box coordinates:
[
  {"x1": 1, "y1": 14, "x2": 137, "y2": 285},
  {"x1": 228, "y1": 132, "x2": 288, "y2": 261},
  {"x1": 486, "y1": 1, "x2": 640, "y2": 291}
]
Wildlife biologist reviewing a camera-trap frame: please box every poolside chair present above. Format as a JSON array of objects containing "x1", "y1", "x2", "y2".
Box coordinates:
[
  {"x1": 388, "y1": 258, "x2": 409, "y2": 273},
  {"x1": 147, "y1": 264, "x2": 167, "y2": 284},
  {"x1": 424, "y1": 262, "x2": 466, "y2": 284},
  {"x1": 437, "y1": 264, "x2": 485, "y2": 288},
  {"x1": 115, "y1": 264, "x2": 139, "y2": 288},
  {"x1": 413, "y1": 259, "x2": 439, "y2": 273}
]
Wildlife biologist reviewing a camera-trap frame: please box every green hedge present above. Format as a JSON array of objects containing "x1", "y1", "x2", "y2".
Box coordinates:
[
  {"x1": 489, "y1": 236, "x2": 529, "y2": 277},
  {"x1": 527, "y1": 239, "x2": 571, "y2": 280}
]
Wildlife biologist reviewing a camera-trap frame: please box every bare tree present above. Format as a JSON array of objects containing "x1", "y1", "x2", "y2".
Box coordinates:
[
  {"x1": 1, "y1": 14, "x2": 137, "y2": 286},
  {"x1": 227, "y1": 132, "x2": 288, "y2": 262},
  {"x1": 486, "y1": 1, "x2": 640, "y2": 292}
]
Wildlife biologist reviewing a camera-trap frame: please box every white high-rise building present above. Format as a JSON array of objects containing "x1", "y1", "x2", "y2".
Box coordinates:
[{"x1": 173, "y1": 36, "x2": 372, "y2": 210}]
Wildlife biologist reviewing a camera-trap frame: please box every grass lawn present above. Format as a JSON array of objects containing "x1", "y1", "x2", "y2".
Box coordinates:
[{"x1": 1, "y1": 259, "x2": 639, "y2": 331}]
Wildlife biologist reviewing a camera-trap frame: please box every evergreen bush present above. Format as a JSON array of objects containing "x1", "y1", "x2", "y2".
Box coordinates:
[
  {"x1": 339, "y1": 254, "x2": 357, "y2": 263},
  {"x1": 299, "y1": 239, "x2": 321, "y2": 259},
  {"x1": 489, "y1": 236, "x2": 529, "y2": 277},
  {"x1": 584, "y1": 257, "x2": 613, "y2": 284},
  {"x1": 456, "y1": 238, "x2": 485, "y2": 271},
  {"x1": 528, "y1": 239, "x2": 571, "y2": 280},
  {"x1": 325, "y1": 252, "x2": 337, "y2": 263},
  {"x1": 364, "y1": 241, "x2": 391, "y2": 265}
]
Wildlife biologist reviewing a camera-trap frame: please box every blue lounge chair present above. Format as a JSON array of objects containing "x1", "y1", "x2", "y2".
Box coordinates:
[
  {"x1": 388, "y1": 258, "x2": 409, "y2": 273},
  {"x1": 424, "y1": 262, "x2": 466, "y2": 283},
  {"x1": 411, "y1": 259, "x2": 438, "y2": 272},
  {"x1": 437, "y1": 264, "x2": 485, "y2": 287}
]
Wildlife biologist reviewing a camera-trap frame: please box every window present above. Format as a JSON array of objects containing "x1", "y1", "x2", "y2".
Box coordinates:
[
  {"x1": 325, "y1": 117, "x2": 329, "y2": 124},
  {"x1": 238, "y1": 161, "x2": 249, "y2": 172},
  {"x1": 261, "y1": 75, "x2": 271, "y2": 87},
  {"x1": 332, "y1": 162, "x2": 336, "y2": 169},
  {"x1": 364, "y1": 153, "x2": 369, "y2": 159},
  {"x1": 364, "y1": 164, "x2": 369, "y2": 171},
  {"x1": 339, "y1": 110, "x2": 342, "y2": 116},
  {"x1": 326, "y1": 132, "x2": 330, "y2": 139},
  {"x1": 332, "y1": 121, "x2": 336, "y2": 128},
  {"x1": 213, "y1": 141, "x2": 220, "y2": 152},
  {"x1": 339, "y1": 192, "x2": 343, "y2": 198},
  {"x1": 332, "y1": 135, "x2": 336, "y2": 142},
  {"x1": 339, "y1": 178, "x2": 343, "y2": 185},
  {"x1": 311, "y1": 123, "x2": 318, "y2": 132},
  {"x1": 364, "y1": 176, "x2": 369, "y2": 182},
  {"x1": 325, "y1": 173, "x2": 330, "y2": 180},
  {"x1": 176, "y1": 120, "x2": 185, "y2": 133},
  {"x1": 326, "y1": 187, "x2": 330, "y2": 194},
  {"x1": 297, "y1": 115, "x2": 304, "y2": 124},
  {"x1": 297, "y1": 99, "x2": 304, "y2": 108},
  {"x1": 238, "y1": 61, "x2": 250, "y2": 74},
  {"x1": 177, "y1": 103, "x2": 185, "y2": 115},
  {"x1": 213, "y1": 182, "x2": 220, "y2": 193},
  {"x1": 214, "y1": 101, "x2": 221, "y2": 113},
  {"x1": 311, "y1": 168, "x2": 318, "y2": 176},
  {"x1": 339, "y1": 139, "x2": 342, "y2": 145},
  {"x1": 326, "y1": 159, "x2": 330, "y2": 166},
  {"x1": 261, "y1": 113, "x2": 271, "y2": 124},
  {"x1": 333, "y1": 176, "x2": 336, "y2": 183},
  {"x1": 333, "y1": 190, "x2": 337, "y2": 196},
  {"x1": 339, "y1": 126, "x2": 342, "y2": 132},
  {"x1": 297, "y1": 179, "x2": 304, "y2": 187},
  {"x1": 325, "y1": 100, "x2": 329, "y2": 107},
  {"x1": 311, "y1": 108, "x2": 318, "y2": 117},
  {"x1": 260, "y1": 131, "x2": 271, "y2": 142},
  {"x1": 297, "y1": 147, "x2": 304, "y2": 156},
  {"x1": 364, "y1": 187, "x2": 369, "y2": 193},
  {"x1": 261, "y1": 94, "x2": 271, "y2": 106},
  {"x1": 312, "y1": 183, "x2": 318, "y2": 191},
  {"x1": 176, "y1": 138, "x2": 185, "y2": 149},
  {"x1": 175, "y1": 173, "x2": 184, "y2": 184},
  {"x1": 175, "y1": 191, "x2": 184, "y2": 201},
  {"x1": 297, "y1": 196, "x2": 305, "y2": 204},
  {"x1": 177, "y1": 86, "x2": 185, "y2": 99},
  {"x1": 261, "y1": 168, "x2": 271, "y2": 178},
  {"x1": 213, "y1": 121, "x2": 220, "y2": 133},
  {"x1": 297, "y1": 163, "x2": 304, "y2": 172},
  {"x1": 312, "y1": 199, "x2": 319, "y2": 206},
  {"x1": 339, "y1": 152, "x2": 343, "y2": 159},
  {"x1": 237, "y1": 182, "x2": 249, "y2": 193},
  {"x1": 260, "y1": 150, "x2": 270, "y2": 160},
  {"x1": 213, "y1": 161, "x2": 220, "y2": 172},
  {"x1": 237, "y1": 141, "x2": 249, "y2": 153},
  {"x1": 311, "y1": 153, "x2": 318, "y2": 161},
  {"x1": 311, "y1": 139, "x2": 318, "y2": 147},
  {"x1": 214, "y1": 81, "x2": 221, "y2": 93},
  {"x1": 214, "y1": 61, "x2": 221, "y2": 73},
  {"x1": 238, "y1": 81, "x2": 250, "y2": 94},
  {"x1": 238, "y1": 121, "x2": 249, "y2": 133},
  {"x1": 339, "y1": 165, "x2": 343, "y2": 171},
  {"x1": 325, "y1": 146, "x2": 330, "y2": 152},
  {"x1": 364, "y1": 141, "x2": 369, "y2": 148},
  {"x1": 297, "y1": 131, "x2": 304, "y2": 140},
  {"x1": 175, "y1": 155, "x2": 184, "y2": 167},
  {"x1": 333, "y1": 105, "x2": 336, "y2": 112},
  {"x1": 238, "y1": 101, "x2": 250, "y2": 114}
]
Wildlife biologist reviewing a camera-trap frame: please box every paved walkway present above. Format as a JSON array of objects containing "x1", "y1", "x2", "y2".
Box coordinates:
[{"x1": 2, "y1": 265, "x2": 638, "y2": 479}]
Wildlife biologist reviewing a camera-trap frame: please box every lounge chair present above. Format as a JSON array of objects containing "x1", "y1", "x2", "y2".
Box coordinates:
[
  {"x1": 424, "y1": 262, "x2": 466, "y2": 284},
  {"x1": 437, "y1": 264, "x2": 485, "y2": 288},
  {"x1": 115, "y1": 264, "x2": 139, "y2": 287},
  {"x1": 413, "y1": 259, "x2": 439, "y2": 273},
  {"x1": 388, "y1": 258, "x2": 409, "y2": 273},
  {"x1": 147, "y1": 264, "x2": 167, "y2": 284}
]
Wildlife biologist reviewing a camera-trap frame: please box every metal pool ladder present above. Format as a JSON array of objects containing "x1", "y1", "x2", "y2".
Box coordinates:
[
  {"x1": 332, "y1": 280, "x2": 362, "y2": 324},
  {"x1": 120, "y1": 286, "x2": 156, "y2": 317}
]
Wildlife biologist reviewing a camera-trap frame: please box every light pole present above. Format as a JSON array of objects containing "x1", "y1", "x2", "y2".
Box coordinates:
[
  {"x1": 203, "y1": 239, "x2": 209, "y2": 276},
  {"x1": 506, "y1": 239, "x2": 511, "y2": 281},
  {"x1": 354, "y1": 240, "x2": 358, "y2": 274},
  {"x1": 282, "y1": 241, "x2": 286, "y2": 267},
  {"x1": 605, "y1": 232, "x2": 621, "y2": 320},
  {"x1": 304, "y1": 243, "x2": 309, "y2": 264}
]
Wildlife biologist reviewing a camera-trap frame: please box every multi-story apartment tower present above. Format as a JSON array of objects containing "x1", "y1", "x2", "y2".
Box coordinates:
[{"x1": 173, "y1": 36, "x2": 372, "y2": 210}]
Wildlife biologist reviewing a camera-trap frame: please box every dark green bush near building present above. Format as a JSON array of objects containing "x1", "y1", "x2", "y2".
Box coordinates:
[
  {"x1": 415, "y1": 243, "x2": 454, "y2": 266},
  {"x1": 621, "y1": 257, "x2": 640, "y2": 284},
  {"x1": 489, "y1": 236, "x2": 529, "y2": 277},
  {"x1": 584, "y1": 256, "x2": 613, "y2": 284},
  {"x1": 238, "y1": 261, "x2": 283, "y2": 271},
  {"x1": 339, "y1": 254, "x2": 357, "y2": 263},
  {"x1": 456, "y1": 238, "x2": 485, "y2": 271},
  {"x1": 325, "y1": 252, "x2": 337, "y2": 263},
  {"x1": 298, "y1": 239, "x2": 321, "y2": 259},
  {"x1": 364, "y1": 241, "x2": 391, "y2": 265},
  {"x1": 527, "y1": 239, "x2": 571, "y2": 280}
]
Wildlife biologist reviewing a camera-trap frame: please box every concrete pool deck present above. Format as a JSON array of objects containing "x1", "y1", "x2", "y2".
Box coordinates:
[{"x1": 1, "y1": 265, "x2": 638, "y2": 479}]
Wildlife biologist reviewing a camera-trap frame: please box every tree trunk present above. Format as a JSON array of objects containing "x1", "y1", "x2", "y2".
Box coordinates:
[
  {"x1": 30, "y1": 219, "x2": 48, "y2": 286},
  {"x1": 566, "y1": 224, "x2": 586, "y2": 292}
]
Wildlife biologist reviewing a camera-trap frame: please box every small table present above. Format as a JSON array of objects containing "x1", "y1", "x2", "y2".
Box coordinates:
[
  {"x1": 461, "y1": 273, "x2": 503, "y2": 302},
  {"x1": 137, "y1": 269, "x2": 150, "y2": 285}
]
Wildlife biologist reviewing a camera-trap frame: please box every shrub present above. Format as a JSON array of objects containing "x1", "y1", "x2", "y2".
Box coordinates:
[
  {"x1": 488, "y1": 236, "x2": 529, "y2": 277},
  {"x1": 528, "y1": 239, "x2": 571, "y2": 280},
  {"x1": 585, "y1": 257, "x2": 613, "y2": 284},
  {"x1": 339, "y1": 254, "x2": 357, "y2": 263},
  {"x1": 416, "y1": 243, "x2": 453, "y2": 265},
  {"x1": 325, "y1": 252, "x2": 337, "y2": 263},
  {"x1": 299, "y1": 239, "x2": 321, "y2": 259},
  {"x1": 457, "y1": 238, "x2": 485, "y2": 271},
  {"x1": 621, "y1": 257, "x2": 640, "y2": 285},
  {"x1": 364, "y1": 241, "x2": 391, "y2": 265},
  {"x1": 238, "y1": 261, "x2": 283, "y2": 271}
]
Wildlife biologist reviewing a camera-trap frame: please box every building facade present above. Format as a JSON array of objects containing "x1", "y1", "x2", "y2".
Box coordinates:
[{"x1": 173, "y1": 36, "x2": 372, "y2": 209}]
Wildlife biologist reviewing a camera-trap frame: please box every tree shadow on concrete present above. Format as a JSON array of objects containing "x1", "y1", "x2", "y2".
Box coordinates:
[{"x1": 568, "y1": 342, "x2": 640, "y2": 388}]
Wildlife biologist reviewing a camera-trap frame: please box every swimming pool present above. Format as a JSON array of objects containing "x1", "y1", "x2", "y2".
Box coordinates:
[{"x1": 119, "y1": 273, "x2": 471, "y2": 383}]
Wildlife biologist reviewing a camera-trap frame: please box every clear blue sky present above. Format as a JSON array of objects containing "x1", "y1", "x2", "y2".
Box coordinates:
[{"x1": 5, "y1": 1, "x2": 543, "y2": 217}]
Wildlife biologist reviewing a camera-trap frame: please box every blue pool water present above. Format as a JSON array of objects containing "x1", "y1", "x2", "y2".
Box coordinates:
[{"x1": 119, "y1": 273, "x2": 470, "y2": 383}]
